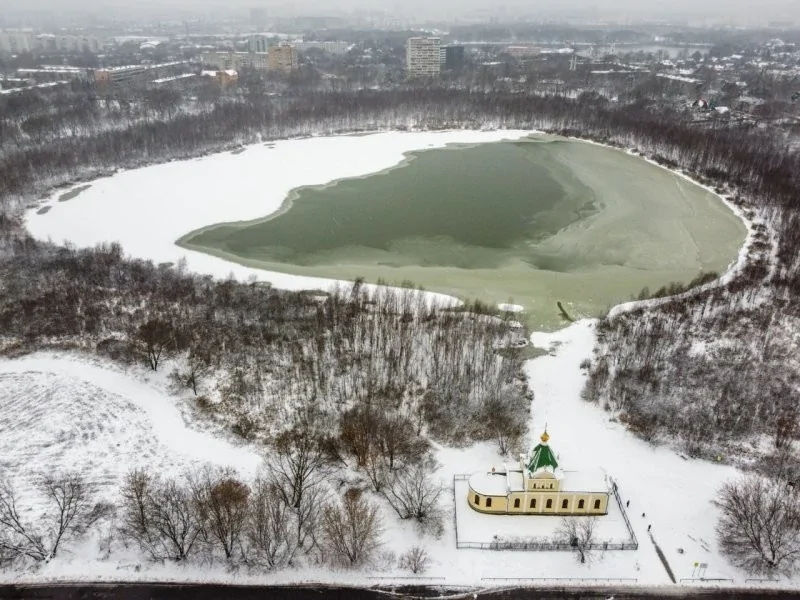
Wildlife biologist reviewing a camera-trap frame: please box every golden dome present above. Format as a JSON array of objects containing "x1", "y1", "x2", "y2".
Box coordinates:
[{"x1": 540, "y1": 430, "x2": 550, "y2": 443}]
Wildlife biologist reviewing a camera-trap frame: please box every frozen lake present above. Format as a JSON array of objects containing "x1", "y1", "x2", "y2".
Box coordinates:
[
  {"x1": 181, "y1": 136, "x2": 745, "y2": 328},
  {"x1": 27, "y1": 131, "x2": 746, "y2": 329}
]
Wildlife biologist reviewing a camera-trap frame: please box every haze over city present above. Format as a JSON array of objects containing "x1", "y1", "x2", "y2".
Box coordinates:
[{"x1": 2, "y1": 0, "x2": 800, "y2": 24}]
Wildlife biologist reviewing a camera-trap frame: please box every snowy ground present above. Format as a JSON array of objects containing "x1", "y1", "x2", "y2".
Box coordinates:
[
  {"x1": 4, "y1": 323, "x2": 795, "y2": 589},
  {"x1": 524, "y1": 322, "x2": 745, "y2": 584},
  {"x1": 0, "y1": 354, "x2": 261, "y2": 498}
]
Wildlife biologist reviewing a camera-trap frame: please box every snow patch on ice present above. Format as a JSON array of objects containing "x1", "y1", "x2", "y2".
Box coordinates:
[{"x1": 498, "y1": 303, "x2": 525, "y2": 313}]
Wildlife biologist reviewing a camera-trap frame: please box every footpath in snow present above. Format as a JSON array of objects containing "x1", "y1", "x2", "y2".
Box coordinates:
[{"x1": 525, "y1": 320, "x2": 741, "y2": 584}]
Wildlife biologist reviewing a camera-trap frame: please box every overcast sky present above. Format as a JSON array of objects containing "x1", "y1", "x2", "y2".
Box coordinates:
[{"x1": 2, "y1": 0, "x2": 799, "y2": 22}]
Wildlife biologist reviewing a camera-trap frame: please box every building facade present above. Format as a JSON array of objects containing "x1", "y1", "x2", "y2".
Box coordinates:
[
  {"x1": 249, "y1": 34, "x2": 270, "y2": 54},
  {"x1": 0, "y1": 30, "x2": 33, "y2": 55},
  {"x1": 442, "y1": 44, "x2": 465, "y2": 69},
  {"x1": 292, "y1": 40, "x2": 350, "y2": 55},
  {"x1": 201, "y1": 51, "x2": 269, "y2": 71},
  {"x1": 267, "y1": 44, "x2": 298, "y2": 73},
  {"x1": 467, "y1": 431, "x2": 610, "y2": 516},
  {"x1": 406, "y1": 37, "x2": 441, "y2": 78}
]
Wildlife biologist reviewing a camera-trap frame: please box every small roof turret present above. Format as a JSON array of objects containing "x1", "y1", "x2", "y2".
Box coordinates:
[{"x1": 527, "y1": 429, "x2": 558, "y2": 474}]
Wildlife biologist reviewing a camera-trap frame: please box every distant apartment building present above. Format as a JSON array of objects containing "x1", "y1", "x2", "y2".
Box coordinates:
[
  {"x1": 249, "y1": 34, "x2": 269, "y2": 54},
  {"x1": 37, "y1": 34, "x2": 102, "y2": 53},
  {"x1": 441, "y1": 44, "x2": 465, "y2": 69},
  {"x1": 267, "y1": 44, "x2": 298, "y2": 73},
  {"x1": 0, "y1": 30, "x2": 34, "y2": 55},
  {"x1": 506, "y1": 44, "x2": 541, "y2": 58},
  {"x1": 94, "y1": 61, "x2": 189, "y2": 87},
  {"x1": 291, "y1": 40, "x2": 350, "y2": 55},
  {"x1": 17, "y1": 65, "x2": 91, "y2": 82},
  {"x1": 406, "y1": 37, "x2": 441, "y2": 78},
  {"x1": 94, "y1": 65, "x2": 147, "y2": 86},
  {"x1": 201, "y1": 51, "x2": 270, "y2": 71}
]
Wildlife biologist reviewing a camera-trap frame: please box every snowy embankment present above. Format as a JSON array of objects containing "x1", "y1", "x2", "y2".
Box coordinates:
[
  {"x1": 27, "y1": 130, "x2": 529, "y2": 306},
  {"x1": 603, "y1": 148, "x2": 762, "y2": 319}
]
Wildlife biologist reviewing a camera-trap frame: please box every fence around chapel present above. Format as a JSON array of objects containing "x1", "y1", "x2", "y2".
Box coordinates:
[{"x1": 453, "y1": 475, "x2": 639, "y2": 551}]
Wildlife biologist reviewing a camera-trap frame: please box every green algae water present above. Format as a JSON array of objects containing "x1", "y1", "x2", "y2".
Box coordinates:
[{"x1": 180, "y1": 136, "x2": 746, "y2": 329}]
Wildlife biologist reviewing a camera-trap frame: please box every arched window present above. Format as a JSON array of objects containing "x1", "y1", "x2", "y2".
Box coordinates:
[
  {"x1": 486, "y1": 498, "x2": 492, "y2": 508},
  {"x1": 562, "y1": 499, "x2": 568, "y2": 509},
  {"x1": 546, "y1": 499, "x2": 552, "y2": 509},
  {"x1": 514, "y1": 498, "x2": 520, "y2": 508},
  {"x1": 530, "y1": 499, "x2": 536, "y2": 509},
  {"x1": 474, "y1": 494, "x2": 480, "y2": 505},
  {"x1": 594, "y1": 499, "x2": 601, "y2": 510},
  {"x1": 578, "y1": 499, "x2": 585, "y2": 509}
]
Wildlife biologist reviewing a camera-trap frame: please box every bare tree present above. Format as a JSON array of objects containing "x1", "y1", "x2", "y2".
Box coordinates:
[
  {"x1": 0, "y1": 478, "x2": 47, "y2": 563},
  {"x1": 118, "y1": 468, "x2": 158, "y2": 559},
  {"x1": 382, "y1": 459, "x2": 444, "y2": 536},
  {"x1": 376, "y1": 412, "x2": 428, "y2": 469},
  {"x1": 556, "y1": 517, "x2": 599, "y2": 565},
  {"x1": 320, "y1": 489, "x2": 382, "y2": 567},
  {"x1": 150, "y1": 477, "x2": 204, "y2": 561},
  {"x1": 40, "y1": 473, "x2": 110, "y2": 559},
  {"x1": 483, "y1": 390, "x2": 525, "y2": 456},
  {"x1": 715, "y1": 473, "x2": 800, "y2": 576},
  {"x1": 339, "y1": 405, "x2": 377, "y2": 467},
  {"x1": 268, "y1": 429, "x2": 329, "y2": 509},
  {"x1": 192, "y1": 468, "x2": 250, "y2": 560},
  {"x1": 0, "y1": 473, "x2": 108, "y2": 564},
  {"x1": 363, "y1": 448, "x2": 389, "y2": 493},
  {"x1": 245, "y1": 477, "x2": 300, "y2": 569},
  {"x1": 398, "y1": 545, "x2": 430, "y2": 574}
]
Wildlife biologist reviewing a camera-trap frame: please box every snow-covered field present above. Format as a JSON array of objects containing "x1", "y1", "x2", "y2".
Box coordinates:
[
  {"x1": 1, "y1": 323, "x2": 790, "y2": 588},
  {"x1": 0, "y1": 354, "x2": 261, "y2": 498}
]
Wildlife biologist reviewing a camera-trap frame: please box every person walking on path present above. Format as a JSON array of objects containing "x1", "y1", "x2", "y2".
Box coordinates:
[
  {"x1": 648, "y1": 524, "x2": 652, "y2": 532},
  {"x1": 626, "y1": 500, "x2": 630, "y2": 508}
]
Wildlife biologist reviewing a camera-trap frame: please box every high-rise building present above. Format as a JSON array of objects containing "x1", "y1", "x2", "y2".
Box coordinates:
[
  {"x1": 0, "y1": 30, "x2": 33, "y2": 55},
  {"x1": 249, "y1": 34, "x2": 269, "y2": 54},
  {"x1": 406, "y1": 37, "x2": 441, "y2": 78},
  {"x1": 267, "y1": 44, "x2": 298, "y2": 73},
  {"x1": 442, "y1": 45, "x2": 465, "y2": 69}
]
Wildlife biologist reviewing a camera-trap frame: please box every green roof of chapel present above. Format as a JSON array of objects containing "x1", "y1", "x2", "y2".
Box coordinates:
[{"x1": 527, "y1": 432, "x2": 558, "y2": 473}]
